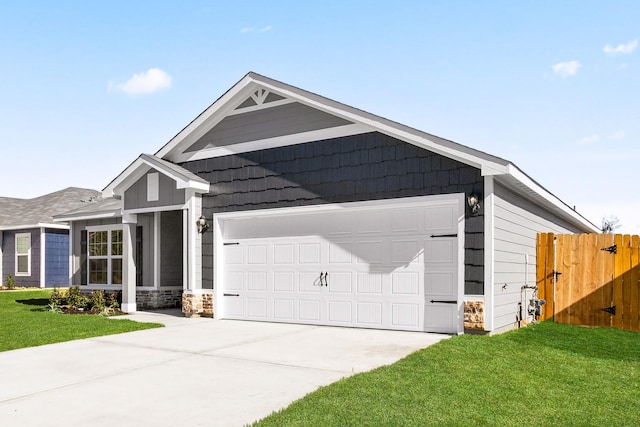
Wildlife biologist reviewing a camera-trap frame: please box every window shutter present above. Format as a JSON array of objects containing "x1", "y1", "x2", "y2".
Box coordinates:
[{"x1": 136, "y1": 226, "x2": 143, "y2": 287}]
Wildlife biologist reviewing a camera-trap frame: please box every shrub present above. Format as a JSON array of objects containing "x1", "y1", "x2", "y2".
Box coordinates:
[
  {"x1": 106, "y1": 291, "x2": 120, "y2": 309},
  {"x1": 91, "y1": 290, "x2": 106, "y2": 311},
  {"x1": 45, "y1": 302, "x2": 62, "y2": 314},
  {"x1": 49, "y1": 287, "x2": 67, "y2": 306},
  {"x1": 6, "y1": 274, "x2": 16, "y2": 290},
  {"x1": 66, "y1": 285, "x2": 82, "y2": 308}
]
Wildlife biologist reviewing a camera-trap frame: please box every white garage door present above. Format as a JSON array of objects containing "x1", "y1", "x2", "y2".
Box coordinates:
[{"x1": 216, "y1": 196, "x2": 463, "y2": 333}]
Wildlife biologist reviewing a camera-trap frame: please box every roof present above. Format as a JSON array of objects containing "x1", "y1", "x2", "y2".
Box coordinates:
[
  {"x1": 153, "y1": 72, "x2": 599, "y2": 233},
  {"x1": 53, "y1": 197, "x2": 123, "y2": 222},
  {"x1": 0, "y1": 187, "x2": 101, "y2": 230},
  {"x1": 102, "y1": 153, "x2": 210, "y2": 198}
]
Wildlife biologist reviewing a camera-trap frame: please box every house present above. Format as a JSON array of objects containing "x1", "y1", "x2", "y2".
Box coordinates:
[
  {"x1": 54, "y1": 72, "x2": 599, "y2": 333},
  {"x1": 1, "y1": 187, "x2": 100, "y2": 288}
]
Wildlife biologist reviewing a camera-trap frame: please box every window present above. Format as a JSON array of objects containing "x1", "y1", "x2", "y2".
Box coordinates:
[
  {"x1": 15, "y1": 233, "x2": 31, "y2": 276},
  {"x1": 87, "y1": 227, "x2": 123, "y2": 285}
]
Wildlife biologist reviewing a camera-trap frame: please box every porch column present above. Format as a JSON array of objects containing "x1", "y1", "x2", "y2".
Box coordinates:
[
  {"x1": 184, "y1": 190, "x2": 202, "y2": 292},
  {"x1": 122, "y1": 213, "x2": 138, "y2": 313}
]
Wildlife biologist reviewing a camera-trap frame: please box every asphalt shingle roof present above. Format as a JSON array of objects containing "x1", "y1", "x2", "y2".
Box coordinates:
[{"x1": 0, "y1": 187, "x2": 100, "y2": 228}]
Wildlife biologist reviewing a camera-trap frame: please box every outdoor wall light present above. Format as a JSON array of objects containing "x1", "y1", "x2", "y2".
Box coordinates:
[
  {"x1": 196, "y1": 215, "x2": 210, "y2": 233},
  {"x1": 467, "y1": 194, "x2": 481, "y2": 215}
]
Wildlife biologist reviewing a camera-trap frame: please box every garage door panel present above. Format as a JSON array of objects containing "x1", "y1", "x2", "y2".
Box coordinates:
[
  {"x1": 225, "y1": 297, "x2": 244, "y2": 317},
  {"x1": 424, "y1": 205, "x2": 457, "y2": 233},
  {"x1": 247, "y1": 298, "x2": 267, "y2": 318},
  {"x1": 424, "y1": 239, "x2": 456, "y2": 264},
  {"x1": 391, "y1": 240, "x2": 421, "y2": 264},
  {"x1": 299, "y1": 243, "x2": 321, "y2": 263},
  {"x1": 327, "y1": 272, "x2": 352, "y2": 293},
  {"x1": 392, "y1": 303, "x2": 420, "y2": 327},
  {"x1": 357, "y1": 272, "x2": 382, "y2": 293},
  {"x1": 299, "y1": 272, "x2": 322, "y2": 292},
  {"x1": 355, "y1": 241, "x2": 383, "y2": 264},
  {"x1": 274, "y1": 244, "x2": 295, "y2": 264},
  {"x1": 356, "y1": 211, "x2": 383, "y2": 234},
  {"x1": 273, "y1": 299, "x2": 295, "y2": 320},
  {"x1": 357, "y1": 302, "x2": 383, "y2": 325},
  {"x1": 425, "y1": 272, "x2": 456, "y2": 297},
  {"x1": 425, "y1": 303, "x2": 458, "y2": 333},
  {"x1": 225, "y1": 271, "x2": 245, "y2": 291},
  {"x1": 225, "y1": 245, "x2": 244, "y2": 264},
  {"x1": 247, "y1": 272, "x2": 267, "y2": 291},
  {"x1": 274, "y1": 271, "x2": 295, "y2": 292},
  {"x1": 329, "y1": 243, "x2": 353, "y2": 263},
  {"x1": 299, "y1": 300, "x2": 320, "y2": 320},
  {"x1": 247, "y1": 245, "x2": 268, "y2": 264},
  {"x1": 328, "y1": 301, "x2": 352, "y2": 322},
  {"x1": 392, "y1": 208, "x2": 420, "y2": 233},
  {"x1": 391, "y1": 272, "x2": 420, "y2": 295}
]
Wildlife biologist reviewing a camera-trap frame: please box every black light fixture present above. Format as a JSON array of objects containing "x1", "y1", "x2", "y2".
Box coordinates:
[
  {"x1": 467, "y1": 194, "x2": 481, "y2": 215},
  {"x1": 196, "y1": 215, "x2": 209, "y2": 233}
]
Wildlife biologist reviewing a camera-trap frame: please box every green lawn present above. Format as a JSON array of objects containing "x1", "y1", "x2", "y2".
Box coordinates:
[
  {"x1": 0, "y1": 289, "x2": 162, "y2": 352},
  {"x1": 255, "y1": 322, "x2": 640, "y2": 426}
]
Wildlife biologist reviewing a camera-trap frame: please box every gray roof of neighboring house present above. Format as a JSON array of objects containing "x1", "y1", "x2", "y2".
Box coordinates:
[
  {"x1": 0, "y1": 187, "x2": 101, "y2": 229},
  {"x1": 53, "y1": 197, "x2": 123, "y2": 221}
]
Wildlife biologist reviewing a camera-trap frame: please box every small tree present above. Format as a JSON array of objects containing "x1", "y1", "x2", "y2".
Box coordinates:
[{"x1": 602, "y1": 215, "x2": 621, "y2": 234}]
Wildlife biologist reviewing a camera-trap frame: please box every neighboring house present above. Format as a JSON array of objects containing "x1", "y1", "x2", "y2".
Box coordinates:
[
  {"x1": 54, "y1": 72, "x2": 599, "y2": 334},
  {"x1": 0, "y1": 188, "x2": 100, "y2": 288}
]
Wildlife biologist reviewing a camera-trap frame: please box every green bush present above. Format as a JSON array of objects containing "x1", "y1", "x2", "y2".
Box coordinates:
[
  {"x1": 49, "y1": 287, "x2": 67, "y2": 306},
  {"x1": 91, "y1": 290, "x2": 106, "y2": 311},
  {"x1": 106, "y1": 291, "x2": 120, "y2": 308},
  {"x1": 66, "y1": 285, "x2": 82, "y2": 308},
  {"x1": 5, "y1": 274, "x2": 16, "y2": 290}
]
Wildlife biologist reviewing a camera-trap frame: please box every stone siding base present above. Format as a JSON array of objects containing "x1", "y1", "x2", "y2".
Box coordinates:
[
  {"x1": 182, "y1": 292, "x2": 214, "y2": 318},
  {"x1": 464, "y1": 301, "x2": 485, "y2": 331},
  {"x1": 136, "y1": 289, "x2": 182, "y2": 310}
]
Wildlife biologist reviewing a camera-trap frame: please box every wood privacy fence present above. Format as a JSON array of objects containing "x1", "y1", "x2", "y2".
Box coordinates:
[{"x1": 536, "y1": 233, "x2": 640, "y2": 332}]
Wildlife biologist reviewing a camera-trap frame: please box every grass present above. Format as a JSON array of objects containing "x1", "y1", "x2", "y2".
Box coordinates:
[
  {"x1": 0, "y1": 289, "x2": 163, "y2": 352},
  {"x1": 254, "y1": 322, "x2": 640, "y2": 426}
]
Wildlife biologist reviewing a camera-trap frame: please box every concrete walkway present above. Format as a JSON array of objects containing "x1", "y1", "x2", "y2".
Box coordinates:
[{"x1": 0, "y1": 310, "x2": 449, "y2": 426}]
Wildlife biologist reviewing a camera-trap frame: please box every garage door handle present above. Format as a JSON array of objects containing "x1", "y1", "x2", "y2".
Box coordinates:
[
  {"x1": 319, "y1": 272, "x2": 328, "y2": 287},
  {"x1": 224, "y1": 293, "x2": 240, "y2": 297},
  {"x1": 430, "y1": 299, "x2": 457, "y2": 304}
]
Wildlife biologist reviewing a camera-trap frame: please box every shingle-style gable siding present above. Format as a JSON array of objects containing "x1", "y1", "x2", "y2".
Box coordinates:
[
  {"x1": 124, "y1": 170, "x2": 185, "y2": 210},
  {"x1": 180, "y1": 131, "x2": 485, "y2": 295}
]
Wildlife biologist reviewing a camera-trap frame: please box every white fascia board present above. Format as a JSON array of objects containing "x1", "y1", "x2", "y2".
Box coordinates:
[
  {"x1": 0, "y1": 223, "x2": 70, "y2": 231},
  {"x1": 103, "y1": 157, "x2": 151, "y2": 198},
  {"x1": 172, "y1": 124, "x2": 371, "y2": 162},
  {"x1": 53, "y1": 211, "x2": 122, "y2": 223},
  {"x1": 507, "y1": 165, "x2": 600, "y2": 233},
  {"x1": 157, "y1": 76, "x2": 257, "y2": 160},
  {"x1": 176, "y1": 179, "x2": 210, "y2": 193}
]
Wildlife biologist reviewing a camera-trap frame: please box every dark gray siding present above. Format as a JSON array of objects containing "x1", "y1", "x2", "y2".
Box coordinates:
[
  {"x1": 44, "y1": 229, "x2": 69, "y2": 287},
  {"x1": 180, "y1": 131, "x2": 484, "y2": 295},
  {"x1": 124, "y1": 170, "x2": 185, "y2": 210},
  {"x1": 186, "y1": 102, "x2": 353, "y2": 152},
  {"x1": 2, "y1": 229, "x2": 41, "y2": 287},
  {"x1": 160, "y1": 210, "x2": 183, "y2": 287},
  {"x1": 71, "y1": 218, "x2": 120, "y2": 285}
]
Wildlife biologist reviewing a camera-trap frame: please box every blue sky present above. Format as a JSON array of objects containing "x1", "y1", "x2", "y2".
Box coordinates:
[{"x1": 1, "y1": 1, "x2": 639, "y2": 233}]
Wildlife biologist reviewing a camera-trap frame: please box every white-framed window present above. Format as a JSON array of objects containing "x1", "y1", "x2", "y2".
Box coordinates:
[
  {"x1": 87, "y1": 225, "x2": 123, "y2": 285},
  {"x1": 15, "y1": 233, "x2": 31, "y2": 276}
]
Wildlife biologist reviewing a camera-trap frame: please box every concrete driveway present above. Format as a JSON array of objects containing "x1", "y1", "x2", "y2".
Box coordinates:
[{"x1": 0, "y1": 310, "x2": 449, "y2": 426}]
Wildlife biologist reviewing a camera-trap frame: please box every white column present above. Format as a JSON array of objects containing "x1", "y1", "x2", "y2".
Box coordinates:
[
  {"x1": 122, "y1": 213, "x2": 138, "y2": 313},
  {"x1": 40, "y1": 228, "x2": 46, "y2": 288},
  {"x1": 0, "y1": 231, "x2": 3, "y2": 285},
  {"x1": 483, "y1": 175, "x2": 495, "y2": 332},
  {"x1": 153, "y1": 211, "x2": 160, "y2": 289},
  {"x1": 184, "y1": 190, "x2": 202, "y2": 292},
  {"x1": 68, "y1": 225, "x2": 73, "y2": 286}
]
